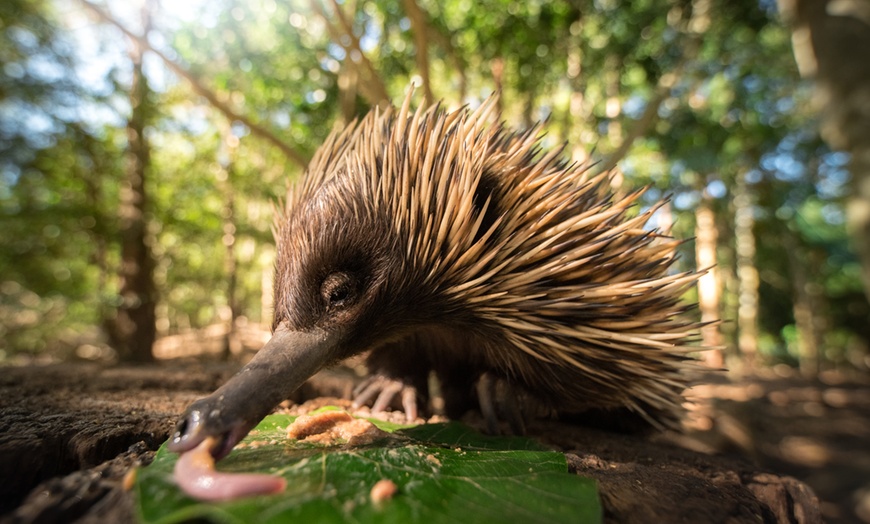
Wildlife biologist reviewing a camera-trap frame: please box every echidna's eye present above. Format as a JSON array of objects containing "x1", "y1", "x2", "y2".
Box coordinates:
[{"x1": 321, "y1": 272, "x2": 358, "y2": 310}]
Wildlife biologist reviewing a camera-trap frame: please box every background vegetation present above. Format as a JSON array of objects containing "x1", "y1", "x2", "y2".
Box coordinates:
[{"x1": 1, "y1": 0, "x2": 868, "y2": 376}]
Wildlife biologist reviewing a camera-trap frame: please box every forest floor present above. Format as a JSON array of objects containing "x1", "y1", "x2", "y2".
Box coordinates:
[{"x1": 0, "y1": 358, "x2": 866, "y2": 524}]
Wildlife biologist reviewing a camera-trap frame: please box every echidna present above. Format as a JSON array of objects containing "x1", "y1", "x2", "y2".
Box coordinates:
[{"x1": 169, "y1": 93, "x2": 703, "y2": 459}]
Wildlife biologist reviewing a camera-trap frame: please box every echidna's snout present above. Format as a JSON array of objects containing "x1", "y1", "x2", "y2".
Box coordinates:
[{"x1": 167, "y1": 324, "x2": 342, "y2": 458}]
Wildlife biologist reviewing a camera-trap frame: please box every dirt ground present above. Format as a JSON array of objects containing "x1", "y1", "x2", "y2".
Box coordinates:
[{"x1": 0, "y1": 360, "x2": 865, "y2": 523}]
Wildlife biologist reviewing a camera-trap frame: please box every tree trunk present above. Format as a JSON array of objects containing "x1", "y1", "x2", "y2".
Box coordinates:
[
  {"x1": 780, "y1": 0, "x2": 870, "y2": 302},
  {"x1": 337, "y1": 63, "x2": 359, "y2": 125},
  {"x1": 695, "y1": 195, "x2": 724, "y2": 368},
  {"x1": 402, "y1": 0, "x2": 433, "y2": 103},
  {"x1": 565, "y1": 14, "x2": 590, "y2": 164},
  {"x1": 491, "y1": 57, "x2": 504, "y2": 119},
  {"x1": 734, "y1": 171, "x2": 759, "y2": 369},
  {"x1": 784, "y1": 231, "x2": 821, "y2": 377},
  {"x1": 219, "y1": 131, "x2": 240, "y2": 361},
  {"x1": 110, "y1": 0, "x2": 156, "y2": 362},
  {"x1": 261, "y1": 259, "x2": 274, "y2": 328}
]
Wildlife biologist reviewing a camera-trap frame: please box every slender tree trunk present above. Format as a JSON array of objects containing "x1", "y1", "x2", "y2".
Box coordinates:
[
  {"x1": 808, "y1": 249, "x2": 830, "y2": 371},
  {"x1": 219, "y1": 131, "x2": 239, "y2": 361},
  {"x1": 337, "y1": 64, "x2": 359, "y2": 125},
  {"x1": 848, "y1": 151, "x2": 870, "y2": 302},
  {"x1": 402, "y1": 0, "x2": 433, "y2": 103},
  {"x1": 111, "y1": 0, "x2": 156, "y2": 362},
  {"x1": 79, "y1": 135, "x2": 111, "y2": 328},
  {"x1": 521, "y1": 89, "x2": 536, "y2": 130},
  {"x1": 491, "y1": 57, "x2": 504, "y2": 118},
  {"x1": 262, "y1": 260, "x2": 274, "y2": 328},
  {"x1": 734, "y1": 170, "x2": 759, "y2": 369},
  {"x1": 695, "y1": 194, "x2": 724, "y2": 368},
  {"x1": 413, "y1": 3, "x2": 466, "y2": 102},
  {"x1": 784, "y1": 231, "x2": 821, "y2": 377},
  {"x1": 565, "y1": 14, "x2": 591, "y2": 165}
]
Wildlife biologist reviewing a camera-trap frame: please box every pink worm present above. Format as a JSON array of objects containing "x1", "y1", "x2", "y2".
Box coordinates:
[{"x1": 173, "y1": 436, "x2": 286, "y2": 501}]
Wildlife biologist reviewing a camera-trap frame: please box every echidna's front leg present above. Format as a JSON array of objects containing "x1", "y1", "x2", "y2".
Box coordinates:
[
  {"x1": 352, "y1": 375, "x2": 421, "y2": 419},
  {"x1": 475, "y1": 372, "x2": 527, "y2": 435},
  {"x1": 352, "y1": 341, "x2": 431, "y2": 421}
]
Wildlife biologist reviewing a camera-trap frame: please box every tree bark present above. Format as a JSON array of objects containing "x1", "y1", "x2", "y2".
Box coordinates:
[
  {"x1": 219, "y1": 131, "x2": 240, "y2": 361},
  {"x1": 734, "y1": 170, "x2": 759, "y2": 369},
  {"x1": 110, "y1": 0, "x2": 157, "y2": 363},
  {"x1": 337, "y1": 64, "x2": 360, "y2": 125},
  {"x1": 784, "y1": 231, "x2": 821, "y2": 377},
  {"x1": 695, "y1": 195, "x2": 724, "y2": 368},
  {"x1": 491, "y1": 57, "x2": 504, "y2": 118},
  {"x1": 402, "y1": 0, "x2": 434, "y2": 103},
  {"x1": 565, "y1": 14, "x2": 591, "y2": 164}
]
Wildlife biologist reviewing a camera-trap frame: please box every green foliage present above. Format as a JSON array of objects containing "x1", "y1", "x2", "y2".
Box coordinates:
[
  {"x1": 135, "y1": 412, "x2": 601, "y2": 524},
  {"x1": 0, "y1": 0, "x2": 124, "y2": 356}
]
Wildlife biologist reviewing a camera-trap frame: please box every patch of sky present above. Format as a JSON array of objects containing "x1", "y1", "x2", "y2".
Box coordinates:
[
  {"x1": 775, "y1": 97, "x2": 795, "y2": 114},
  {"x1": 623, "y1": 95, "x2": 646, "y2": 119},
  {"x1": 657, "y1": 100, "x2": 674, "y2": 119},
  {"x1": 742, "y1": 74, "x2": 762, "y2": 93},
  {"x1": 24, "y1": 53, "x2": 67, "y2": 83},
  {"x1": 305, "y1": 89, "x2": 327, "y2": 104},
  {"x1": 642, "y1": 187, "x2": 663, "y2": 203},
  {"x1": 1, "y1": 164, "x2": 23, "y2": 189},
  {"x1": 644, "y1": 205, "x2": 670, "y2": 231},
  {"x1": 0, "y1": 102, "x2": 60, "y2": 149},
  {"x1": 761, "y1": 151, "x2": 805, "y2": 182},
  {"x1": 706, "y1": 179, "x2": 727, "y2": 198},
  {"x1": 360, "y1": 18, "x2": 382, "y2": 52},
  {"x1": 3, "y1": 62, "x2": 26, "y2": 80},
  {"x1": 320, "y1": 56, "x2": 340, "y2": 73},
  {"x1": 231, "y1": 121, "x2": 249, "y2": 138},
  {"x1": 327, "y1": 42, "x2": 346, "y2": 60},
  {"x1": 166, "y1": 105, "x2": 211, "y2": 136},
  {"x1": 816, "y1": 151, "x2": 851, "y2": 199},
  {"x1": 674, "y1": 190, "x2": 700, "y2": 210},
  {"x1": 143, "y1": 53, "x2": 171, "y2": 93},
  {"x1": 820, "y1": 203, "x2": 845, "y2": 225},
  {"x1": 7, "y1": 26, "x2": 39, "y2": 51},
  {"x1": 745, "y1": 168, "x2": 763, "y2": 184},
  {"x1": 271, "y1": 108, "x2": 290, "y2": 129}
]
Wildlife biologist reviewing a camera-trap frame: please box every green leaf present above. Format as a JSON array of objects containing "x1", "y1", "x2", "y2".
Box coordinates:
[{"x1": 135, "y1": 411, "x2": 601, "y2": 524}]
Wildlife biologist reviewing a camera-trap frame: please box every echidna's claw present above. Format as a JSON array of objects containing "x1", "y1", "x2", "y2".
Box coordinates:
[
  {"x1": 475, "y1": 372, "x2": 527, "y2": 435},
  {"x1": 476, "y1": 373, "x2": 499, "y2": 435},
  {"x1": 352, "y1": 375, "x2": 419, "y2": 422}
]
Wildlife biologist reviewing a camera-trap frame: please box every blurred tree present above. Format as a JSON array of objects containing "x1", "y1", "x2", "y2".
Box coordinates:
[
  {"x1": 105, "y1": 0, "x2": 157, "y2": 362},
  {"x1": 0, "y1": 0, "x2": 123, "y2": 358},
  {"x1": 779, "y1": 0, "x2": 870, "y2": 302}
]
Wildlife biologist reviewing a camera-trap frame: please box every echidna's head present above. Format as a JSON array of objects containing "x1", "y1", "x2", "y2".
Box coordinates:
[{"x1": 270, "y1": 176, "x2": 418, "y2": 359}]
